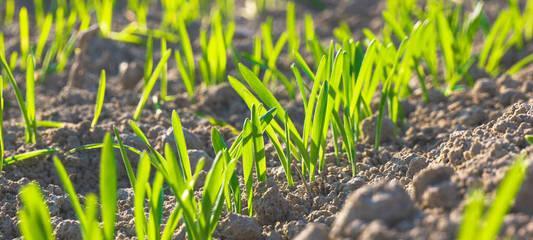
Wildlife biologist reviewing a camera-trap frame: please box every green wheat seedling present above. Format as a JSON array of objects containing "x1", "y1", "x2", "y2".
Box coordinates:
[
  {"x1": 0, "y1": 54, "x2": 36, "y2": 144},
  {"x1": 19, "y1": 7, "x2": 30, "y2": 70},
  {"x1": 229, "y1": 58, "x2": 338, "y2": 181},
  {"x1": 133, "y1": 49, "x2": 172, "y2": 121},
  {"x1": 478, "y1": 0, "x2": 527, "y2": 76},
  {"x1": 286, "y1": 1, "x2": 299, "y2": 54},
  {"x1": 94, "y1": 0, "x2": 115, "y2": 35},
  {"x1": 304, "y1": 14, "x2": 325, "y2": 66},
  {"x1": 128, "y1": 111, "x2": 237, "y2": 239},
  {"x1": 3, "y1": 0, "x2": 15, "y2": 25},
  {"x1": 458, "y1": 153, "x2": 528, "y2": 240},
  {"x1": 199, "y1": 12, "x2": 235, "y2": 85},
  {"x1": 175, "y1": 16, "x2": 196, "y2": 97},
  {"x1": 25, "y1": 55, "x2": 37, "y2": 143},
  {"x1": 144, "y1": 37, "x2": 154, "y2": 85},
  {"x1": 0, "y1": 76, "x2": 3, "y2": 171},
  {"x1": 53, "y1": 133, "x2": 117, "y2": 239},
  {"x1": 35, "y1": 14, "x2": 53, "y2": 62},
  {"x1": 91, "y1": 70, "x2": 106, "y2": 129},
  {"x1": 241, "y1": 104, "x2": 267, "y2": 216},
  {"x1": 18, "y1": 182, "x2": 55, "y2": 240},
  {"x1": 4, "y1": 148, "x2": 57, "y2": 166}
]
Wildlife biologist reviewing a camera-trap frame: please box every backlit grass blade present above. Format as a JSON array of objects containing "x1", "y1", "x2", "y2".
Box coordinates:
[
  {"x1": 458, "y1": 190, "x2": 484, "y2": 240},
  {"x1": 36, "y1": 14, "x2": 53, "y2": 61},
  {"x1": 83, "y1": 194, "x2": 100, "y2": 240},
  {"x1": 134, "y1": 153, "x2": 151, "y2": 239},
  {"x1": 5, "y1": 148, "x2": 57, "y2": 165},
  {"x1": 479, "y1": 154, "x2": 527, "y2": 240},
  {"x1": 171, "y1": 110, "x2": 192, "y2": 180},
  {"x1": 176, "y1": 17, "x2": 195, "y2": 96},
  {"x1": 144, "y1": 37, "x2": 154, "y2": 85},
  {"x1": 211, "y1": 127, "x2": 228, "y2": 153},
  {"x1": 91, "y1": 70, "x2": 106, "y2": 129},
  {"x1": 19, "y1": 7, "x2": 30, "y2": 69},
  {"x1": 18, "y1": 183, "x2": 55, "y2": 240},
  {"x1": 100, "y1": 133, "x2": 117, "y2": 240},
  {"x1": 251, "y1": 105, "x2": 267, "y2": 181},
  {"x1": 286, "y1": 1, "x2": 299, "y2": 54},
  {"x1": 4, "y1": 0, "x2": 15, "y2": 25},
  {"x1": 308, "y1": 81, "x2": 329, "y2": 180},
  {"x1": 133, "y1": 49, "x2": 172, "y2": 121},
  {"x1": 68, "y1": 143, "x2": 141, "y2": 155},
  {"x1": 26, "y1": 55, "x2": 37, "y2": 143},
  {"x1": 114, "y1": 127, "x2": 136, "y2": 188},
  {"x1": 506, "y1": 54, "x2": 533, "y2": 75},
  {"x1": 53, "y1": 156, "x2": 88, "y2": 231},
  {"x1": 160, "y1": 38, "x2": 170, "y2": 101},
  {"x1": 0, "y1": 54, "x2": 34, "y2": 144},
  {"x1": 0, "y1": 76, "x2": 3, "y2": 171},
  {"x1": 241, "y1": 119, "x2": 254, "y2": 216}
]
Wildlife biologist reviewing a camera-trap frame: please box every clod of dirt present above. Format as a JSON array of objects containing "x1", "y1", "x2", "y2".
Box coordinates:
[
  {"x1": 497, "y1": 74, "x2": 521, "y2": 90},
  {"x1": 499, "y1": 89, "x2": 526, "y2": 106},
  {"x1": 330, "y1": 181, "x2": 415, "y2": 239},
  {"x1": 413, "y1": 166, "x2": 459, "y2": 209},
  {"x1": 162, "y1": 127, "x2": 204, "y2": 151},
  {"x1": 359, "y1": 220, "x2": 398, "y2": 240},
  {"x1": 118, "y1": 61, "x2": 144, "y2": 90},
  {"x1": 293, "y1": 223, "x2": 329, "y2": 240},
  {"x1": 427, "y1": 88, "x2": 447, "y2": 103},
  {"x1": 253, "y1": 183, "x2": 290, "y2": 225},
  {"x1": 407, "y1": 156, "x2": 428, "y2": 178},
  {"x1": 54, "y1": 219, "x2": 82, "y2": 240},
  {"x1": 188, "y1": 149, "x2": 212, "y2": 170},
  {"x1": 472, "y1": 78, "x2": 498, "y2": 100},
  {"x1": 457, "y1": 106, "x2": 487, "y2": 127},
  {"x1": 360, "y1": 114, "x2": 395, "y2": 144},
  {"x1": 219, "y1": 214, "x2": 263, "y2": 240}
]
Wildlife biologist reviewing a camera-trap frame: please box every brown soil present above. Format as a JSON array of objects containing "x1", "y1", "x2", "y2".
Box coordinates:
[{"x1": 1, "y1": 1, "x2": 532, "y2": 240}]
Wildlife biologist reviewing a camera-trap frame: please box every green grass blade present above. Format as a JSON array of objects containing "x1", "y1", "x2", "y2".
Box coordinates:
[
  {"x1": 133, "y1": 49, "x2": 172, "y2": 121},
  {"x1": 26, "y1": 55, "x2": 37, "y2": 143},
  {"x1": 100, "y1": 133, "x2": 117, "y2": 240},
  {"x1": 458, "y1": 190, "x2": 485, "y2": 240},
  {"x1": 113, "y1": 127, "x2": 136, "y2": 188},
  {"x1": 5, "y1": 148, "x2": 56, "y2": 165},
  {"x1": 241, "y1": 119, "x2": 254, "y2": 216},
  {"x1": 18, "y1": 183, "x2": 55, "y2": 240},
  {"x1": 0, "y1": 76, "x2": 3, "y2": 171},
  {"x1": 0, "y1": 54, "x2": 33, "y2": 144},
  {"x1": 134, "y1": 153, "x2": 151, "y2": 239},
  {"x1": 480, "y1": 154, "x2": 528, "y2": 240},
  {"x1": 91, "y1": 70, "x2": 106, "y2": 129},
  {"x1": 36, "y1": 14, "x2": 53, "y2": 61},
  {"x1": 251, "y1": 105, "x2": 267, "y2": 182},
  {"x1": 19, "y1": 7, "x2": 30, "y2": 69},
  {"x1": 171, "y1": 110, "x2": 192, "y2": 180},
  {"x1": 53, "y1": 156, "x2": 88, "y2": 231}
]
